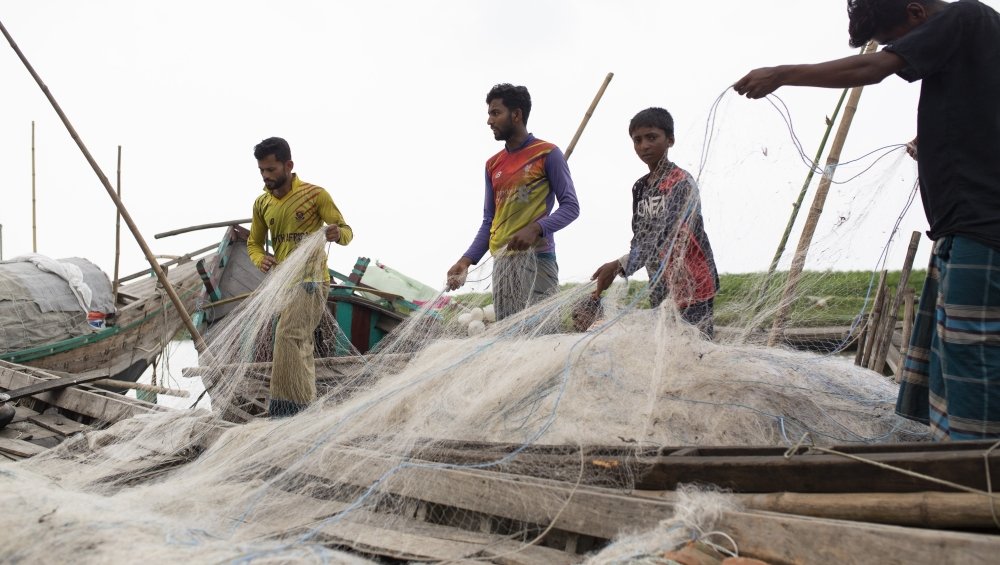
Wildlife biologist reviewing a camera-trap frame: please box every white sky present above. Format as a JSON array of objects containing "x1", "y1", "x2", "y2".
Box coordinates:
[{"x1": 3, "y1": 1, "x2": 990, "y2": 291}]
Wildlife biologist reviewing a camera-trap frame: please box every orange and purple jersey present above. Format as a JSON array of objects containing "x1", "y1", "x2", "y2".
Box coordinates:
[{"x1": 463, "y1": 135, "x2": 580, "y2": 261}]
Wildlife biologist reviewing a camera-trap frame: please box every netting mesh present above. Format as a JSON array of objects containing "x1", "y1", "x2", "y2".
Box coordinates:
[{"x1": 1, "y1": 90, "x2": 931, "y2": 562}]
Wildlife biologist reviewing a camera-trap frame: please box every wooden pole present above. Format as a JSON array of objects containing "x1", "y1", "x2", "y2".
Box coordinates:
[
  {"x1": 861, "y1": 271, "x2": 888, "y2": 367},
  {"x1": 0, "y1": 18, "x2": 211, "y2": 358},
  {"x1": 112, "y1": 145, "x2": 122, "y2": 307},
  {"x1": 872, "y1": 231, "x2": 922, "y2": 373},
  {"x1": 564, "y1": 72, "x2": 614, "y2": 160},
  {"x1": 767, "y1": 41, "x2": 877, "y2": 346},
  {"x1": 754, "y1": 88, "x2": 848, "y2": 316},
  {"x1": 897, "y1": 287, "x2": 916, "y2": 383},
  {"x1": 766, "y1": 89, "x2": 848, "y2": 279},
  {"x1": 31, "y1": 120, "x2": 36, "y2": 253},
  {"x1": 635, "y1": 490, "x2": 1000, "y2": 530},
  {"x1": 154, "y1": 218, "x2": 250, "y2": 239},
  {"x1": 92, "y1": 378, "x2": 189, "y2": 398}
]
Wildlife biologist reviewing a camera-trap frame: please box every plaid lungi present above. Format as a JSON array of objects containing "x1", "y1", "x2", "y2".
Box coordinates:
[{"x1": 896, "y1": 235, "x2": 1000, "y2": 440}]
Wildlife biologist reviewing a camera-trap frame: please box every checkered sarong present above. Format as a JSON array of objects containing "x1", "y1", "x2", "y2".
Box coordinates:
[{"x1": 896, "y1": 235, "x2": 1000, "y2": 440}]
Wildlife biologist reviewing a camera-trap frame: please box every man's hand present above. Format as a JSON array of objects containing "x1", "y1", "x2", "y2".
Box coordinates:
[
  {"x1": 446, "y1": 257, "x2": 472, "y2": 291},
  {"x1": 325, "y1": 224, "x2": 341, "y2": 243},
  {"x1": 506, "y1": 223, "x2": 543, "y2": 252},
  {"x1": 259, "y1": 256, "x2": 278, "y2": 273},
  {"x1": 734, "y1": 67, "x2": 783, "y2": 99},
  {"x1": 591, "y1": 260, "x2": 623, "y2": 300},
  {"x1": 905, "y1": 136, "x2": 918, "y2": 161}
]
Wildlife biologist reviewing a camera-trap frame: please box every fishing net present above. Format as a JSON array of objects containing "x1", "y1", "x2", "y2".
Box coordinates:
[{"x1": 0, "y1": 88, "x2": 931, "y2": 562}]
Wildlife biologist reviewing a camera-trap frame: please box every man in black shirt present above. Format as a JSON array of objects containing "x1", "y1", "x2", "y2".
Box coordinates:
[{"x1": 734, "y1": 0, "x2": 1000, "y2": 441}]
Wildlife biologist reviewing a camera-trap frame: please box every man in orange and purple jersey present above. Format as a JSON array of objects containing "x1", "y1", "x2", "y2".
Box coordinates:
[
  {"x1": 248, "y1": 136, "x2": 353, "y2": 417},
  {"x1": 446, "y1": 84, "x2": 580, "y2": 321}
]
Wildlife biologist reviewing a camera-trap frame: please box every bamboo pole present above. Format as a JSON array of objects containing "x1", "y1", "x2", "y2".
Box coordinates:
[
  {"x1": 31, "y1": 120, "x2": 37, "y2": 253},
  {"x1": 853, "y1": 323, "x2": 868, "y2": 365},
  {"x1": 564, "y1": 72, "x2": 614, "y2": 160},
  {"x1": 759, "y1": 89, "x2": 848, "y2": 299},
  {"x1": 112, "y1": 145, "x2": 122, "y2": 306},
  {"x1": 861, "y1": 271, "x2": 888, "y2": 368},
  {"x1": 767, "y1": 41, "x2": 878, "y2": 346},
  {"x1": 635, "y1": 490, "x2": 1000, "y2": 530},
  {"x1": 753, "y1": 91, "x2": 846, "y2": 321},
  {"x1": 154, "y1": 219, "x2": 250, "y2": 240},
  {"x1": 872, "y1": 231, "x2": 922, "y2": 373},
  {"x1": 897, "y1": 288, "x2": 916, "y2": 383},
  {"x1": 0, "y1": 18, "x2": 211, "y2": 359},
  {"x1": 868, "y1": 287, "x2": 893, "y2": 370},
  {"x1": 91, "y1": 378, "x2": 189, "y2": 398}
]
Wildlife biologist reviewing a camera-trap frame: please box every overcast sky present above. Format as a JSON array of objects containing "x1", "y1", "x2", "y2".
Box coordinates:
[{"x1": 3, "y1": 1, "x2": 990, "y2": 292}]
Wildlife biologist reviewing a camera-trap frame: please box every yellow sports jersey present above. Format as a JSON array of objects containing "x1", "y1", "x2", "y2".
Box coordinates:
[{"x1": 248, "y1": 174, "x2": 353, "y2": 281}]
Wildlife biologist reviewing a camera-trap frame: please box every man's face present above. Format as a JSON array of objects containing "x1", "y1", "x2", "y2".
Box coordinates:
[
  {"x1": 258, "y1": 154, "x2": 292, "y2": 192},
  {"x1": 487, "y1": 99, "x2": 516, "y2": 141},
  {"x1": 631, "y1": 126, "x2": 674, "y2": 169}
]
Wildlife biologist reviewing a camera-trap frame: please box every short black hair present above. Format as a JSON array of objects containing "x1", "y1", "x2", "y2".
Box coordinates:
[
  {"x1": 629, "y1": 107, "x2": 674, "y2": 138},
  {"x1": 486, "y1": 83, "x2": 532, "y2": 125},
  {"x1": 254, "y1": 137, "x2": 291, "y2": 161},
  {"x1": 847, "y1": 0, "x2": 932, "y2": 48}
]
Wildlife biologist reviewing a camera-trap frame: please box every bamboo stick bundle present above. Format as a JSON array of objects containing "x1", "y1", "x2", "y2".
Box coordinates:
[
  {"x1": 853, "y1": 323, "x2": 869, "y2": 366},
  {"x1": 861, "y1": 271, "x2": 888, "y2": 367},
  {"x1": 897, "y1": 288, "x2": 917, "y2": 383},
  {"x1": 872, "y1": 231, "x2": 922, "y2": 373},
  {"x1": 868, "y1": 288, "x2": 894, "y2": 371}
]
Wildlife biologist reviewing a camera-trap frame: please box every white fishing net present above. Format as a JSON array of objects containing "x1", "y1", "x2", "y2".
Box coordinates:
[{"x1": 0, "y1": 89, "x2": 931, "y2": 563}]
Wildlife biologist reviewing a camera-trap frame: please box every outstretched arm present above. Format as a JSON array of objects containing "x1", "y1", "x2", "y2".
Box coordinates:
[{"x1": 734, "y1": 51, "x2": 908, "y2": 99}]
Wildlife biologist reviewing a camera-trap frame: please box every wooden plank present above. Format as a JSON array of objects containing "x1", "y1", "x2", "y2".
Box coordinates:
[
  {"x1": 402, "y1": 440, "x2": 1000, "y2": 494},
  {"x1": 0, "y1": 371, "x2": 111, "y2": 401},
  {"x1": 29, "y1": 413, "x2": 90, "y2": 436},
  {"x1": 0, "y1": 436, "x2": 47, "y2": 457},
  {"x1": 0, "y1": 363, "x2": 163, "y2": 423},
  {"x1": 4, "y1": 420, "x2": 59, "y2": 440},
  {"x1": 10, "y1": 405, "x2": 40, "y2": 423},
  {"x1": 235, "y1": 489, "x2": 574, "y2": 565},
  {"x1": 717, "y1": 509, "x2": 1000, "y2": 565},
  {"x1": 635, "y1": 449, "x2": 1000, "y2": 493},
  {"x1": 285, "y1": 448, "x2": 1000, "y2": 564}
]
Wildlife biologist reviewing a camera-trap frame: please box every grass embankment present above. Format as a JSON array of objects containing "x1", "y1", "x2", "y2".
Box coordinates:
[{"x1": 455, "y1": 270, "x2": 927, "y2": 328}]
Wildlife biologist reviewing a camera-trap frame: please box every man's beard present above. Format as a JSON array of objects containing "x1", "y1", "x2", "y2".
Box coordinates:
[{"x1": 265, "y1": 173, "x2": 289, "y2": 191}]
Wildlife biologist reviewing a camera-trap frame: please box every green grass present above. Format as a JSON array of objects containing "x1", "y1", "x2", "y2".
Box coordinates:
[{"x1": 454, "y1": 270, "x2": 927, "y2": 328}]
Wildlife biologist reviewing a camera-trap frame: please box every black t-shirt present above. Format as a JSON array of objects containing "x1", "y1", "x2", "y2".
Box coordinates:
[{"x1": 885, "y1": 0, "x2": 1000, "y2": 249}]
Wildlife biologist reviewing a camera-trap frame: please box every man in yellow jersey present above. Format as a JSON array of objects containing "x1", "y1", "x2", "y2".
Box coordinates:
[{"x1": 247, "y1": 137, "x2": 353, "y2": 417}]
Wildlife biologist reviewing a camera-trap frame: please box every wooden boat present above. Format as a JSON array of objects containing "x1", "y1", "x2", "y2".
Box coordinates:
[
  {"x1": 188, "y1": 225, "x2": 422, "y2": 420},
  {"x1": 0, "y1": 246, "x2": 216, "y2": 386},
  {"x1": 0, "y1": 359, "x2": 171, "y2": 461},
  {"x1": 42, "y1": 411, "x2": 998, "y2": 564},
  {"x1": 195, "y1": 224, "x2": 415, "y2": 354}
]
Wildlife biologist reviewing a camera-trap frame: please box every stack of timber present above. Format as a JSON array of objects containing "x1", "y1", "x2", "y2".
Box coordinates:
[
  {"x1": 234, "y1": 440, "x2": 1000, "y2": 563},
  {"x1": 90, "y1": 426, "x2": 999, "y2": 564},
  {"x1": 0, "y1": 359, "x2": 170, "y2": 461}
]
